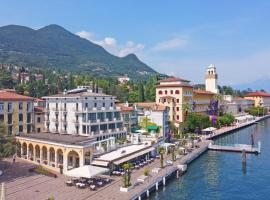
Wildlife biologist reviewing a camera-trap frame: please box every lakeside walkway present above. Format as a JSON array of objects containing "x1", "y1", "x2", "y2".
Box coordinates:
[
  {"x1": 204, "y1": 114, "x2": 270, "y2": 140},
  {"x1": 1, "y1": 141, "x2": 210, "y2": 200}
]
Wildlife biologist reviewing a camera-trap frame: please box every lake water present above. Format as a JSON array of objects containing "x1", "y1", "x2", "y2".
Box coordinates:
[{"x1": 150, "y1": 118, "x2": 270, "y2": 200}]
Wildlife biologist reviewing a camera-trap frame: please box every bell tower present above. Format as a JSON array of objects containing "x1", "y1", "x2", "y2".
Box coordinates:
[{"x1": 205, "y1": 64, "x2": 219, "y2": 94}]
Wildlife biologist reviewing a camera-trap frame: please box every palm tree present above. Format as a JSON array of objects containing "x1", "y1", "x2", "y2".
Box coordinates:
[
  {"x1": 122, "y1": 162, "x2": 133, "y2": 188},
  {"x1": 182, "y1": 103, "x2": 192, "y2": 122},
  {"x1": 158, "y1": 146, "x2": 166, "y2": 168},
  {"x1": 171, "y1": 145, "x2": 176, "y2": 161}
]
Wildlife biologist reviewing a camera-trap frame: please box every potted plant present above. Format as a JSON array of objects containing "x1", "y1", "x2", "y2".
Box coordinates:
[{"x1": 120, "y1": 162, "x2": 134, "y2": 192}]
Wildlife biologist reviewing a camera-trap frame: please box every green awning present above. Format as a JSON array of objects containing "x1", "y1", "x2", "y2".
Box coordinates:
[{"x1": 147, "y1": 125, "x2": 158, "y2": 130}]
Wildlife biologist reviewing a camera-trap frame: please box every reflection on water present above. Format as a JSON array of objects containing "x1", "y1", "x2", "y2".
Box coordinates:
[{"x1": 150, "y1": 119, "x2": 270, "y2": 200}]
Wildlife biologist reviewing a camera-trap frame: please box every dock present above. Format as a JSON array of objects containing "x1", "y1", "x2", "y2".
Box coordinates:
[{"x1": 208, "y1": 143, "x2": 260, "y2": 154}]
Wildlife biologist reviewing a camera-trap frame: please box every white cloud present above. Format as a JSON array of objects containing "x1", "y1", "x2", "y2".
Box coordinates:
[
  {"x1": 118, "y1": 41, "x2": 145, "y2": 57},
  {"x1": 76, "y1": 30, "x2": 94, "y2": 41},
  {"x1": 76, "y1": 30, "x2": 145, "y2": 57},
  {"x1": 153, "y1": 37, "x2": 188, "y2": 51},
  {"x1": 95, "y1": 37, "x2": 117, "y2": 47}
]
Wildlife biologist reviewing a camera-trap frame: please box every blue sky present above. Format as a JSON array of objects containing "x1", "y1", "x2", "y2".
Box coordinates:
[{"x1": 1, "y1": 0, "x2": 270, "y2": 85}]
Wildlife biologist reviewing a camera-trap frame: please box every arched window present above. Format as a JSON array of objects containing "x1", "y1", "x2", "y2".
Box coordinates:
[
  {"x1": 165, "y1": 90, "x2": 168, "y2": 95},
  {"x1": 158, "y1": 90, "x2": 163, "y2": 95},
  {"x1": 175, "y1": 90, "x2": 180, "y2": 94}
]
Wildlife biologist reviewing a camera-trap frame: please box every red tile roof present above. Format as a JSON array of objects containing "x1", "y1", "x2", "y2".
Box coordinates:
[
  {"x1": 245, "y1": 91, "x2": 270, "y2": 97},
  {"x1": 116, "y1": 103, "x2": 134, "y2": 112},
  {"x1": 193, "y1": 89, "x2": 214, "y2": 95},
  {"x1": 159, "y1": 77, "x2": 190, "y2": 83},
  {"x1": 134, "y1": 102, "x2": 167, "y2": 111},
  {"x1": 156, "y1": 84, "x2": 193, "y2": 88},
  {"x1": 0, "y1": 90, "x2": 34, "y2": 101}
]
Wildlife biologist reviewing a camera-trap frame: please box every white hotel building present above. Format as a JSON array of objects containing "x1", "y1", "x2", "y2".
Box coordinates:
[{"x1": 43, "y1": 90, "x2": 127, "y2": 143}]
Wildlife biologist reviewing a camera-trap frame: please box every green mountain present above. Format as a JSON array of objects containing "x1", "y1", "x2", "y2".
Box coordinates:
[{"x1": 0, "y1": 24, "x2": 158, "y2": 79}]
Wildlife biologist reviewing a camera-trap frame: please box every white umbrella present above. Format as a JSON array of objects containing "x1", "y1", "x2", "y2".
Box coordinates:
[{"x1": 66, "y1": 165, "x2": 109, "y2": 178}]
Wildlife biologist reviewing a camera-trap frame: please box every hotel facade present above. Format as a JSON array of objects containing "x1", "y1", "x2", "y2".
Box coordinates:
[
  {"x1": 0, "y1": 90, "x2": 34, "y2": 135},
  {"x1": 16, "y1": 89, "x2": 127, "y2": 174}
]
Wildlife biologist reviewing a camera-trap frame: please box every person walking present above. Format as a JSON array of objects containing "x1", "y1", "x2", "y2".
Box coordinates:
[{"x1": 12, "y1": 154, "x2": 16, "y2": 164}]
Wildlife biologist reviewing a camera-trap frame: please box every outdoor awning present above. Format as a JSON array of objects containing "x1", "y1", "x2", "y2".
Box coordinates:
[
  {"x1": 91, "y1": 160, "x2": 109, "y2": 167},
  {"x1": 202, "y1": 127, "x2": 217, "y2": 132},
  {"x1": 235, "y1": 116, "x2": 247, "y2": 121},
  {"x1": 148, "y1": 125, "x2": 158, "y2": 130},
  {"x1": 66, "y1": 165, "x2": 109, "y2": 178},
  {"x1": 113, "y1": 147, "x2": 155, "y2": 165}
]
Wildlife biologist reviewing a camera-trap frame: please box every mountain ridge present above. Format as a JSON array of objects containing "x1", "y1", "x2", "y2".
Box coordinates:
[{"x1": 0, "y1": 24, "x2": 158, "y2": 80}]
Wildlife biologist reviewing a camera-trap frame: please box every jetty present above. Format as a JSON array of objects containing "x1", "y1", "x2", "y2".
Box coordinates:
[{"x1": 208, "y1": 143, "x2": 260, "y2": 154}]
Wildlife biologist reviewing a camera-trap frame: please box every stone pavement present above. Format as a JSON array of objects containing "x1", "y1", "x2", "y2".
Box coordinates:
[{"x1": 0, "y1": 141, "x2": 210, "y2": 200}]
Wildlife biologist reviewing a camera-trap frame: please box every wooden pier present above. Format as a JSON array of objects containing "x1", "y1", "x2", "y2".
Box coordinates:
[{"x1": 208, "y1": 143, "x2": 260, "y2": 154}]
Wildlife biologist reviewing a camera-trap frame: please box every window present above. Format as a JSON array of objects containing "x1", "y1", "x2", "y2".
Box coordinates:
[
  {"x1": 109, "y1": 123, "x2": 115, "y2": 129},
  {"x1": 175, "y1": 90, "x2": 180, "y2": 94},
  {"x1": 56, "y1": 114, "x2": 59, "y2": 120},
  {"x1": 97, "y1": 112, "x2": 105, "y2": 121},
  {"x1": 0, "y1": 102, "x2": 4, "y2": 111},
  {"x1": 165, "y1": 90, "x2": 168, "y2": 95},
  {"x1": 85, "y1": 103, "x2": 88, "y2": 108},
  {"x1": 64, "y1": 125, "x2": 67, "y2": 132},
  {"x1": 8, "y1": 114, "x2": 12, "y2": 124},
  {"x1": 176, "y1": 107, "x2": 179, "y2": 111},
  {"x1": 170, "y1": 90, "x2": 173, "y2": 94},
  {"x1": 177, "y1": 99, "x2": 179, "y2": 103},
  {"x1": 94, "y1": 103, "x2": 97, "y2": 107},
  {"x1": 19, "y1": 125, "x2": 23, "y2": 133},
  {"x1": 19, "y1": 102, "x2": 23, "y2": 110},
  {"x1": 100, "y1": 124, "x2": 107, "y2": 131},
  {"x1": 76, "y1": 126, "x2": 79, "y2": 134},
  {"x1": 88, "y1": 113, "x2": 96, "y2": 121},
  {"x1": 176, "y1": 115, "x2": 179, "y2": 120},
  {"x1": 64, "y1": 103, "x2": 67, "y2": 109},
  {"x1": 56, "y1": 103, "x2": 58, "y2": 109},
  {"x1": 158, "y1": 90, "x2": 163, "y2": 95},
  {"x1": 37, "y1": 128, "x2": 41, "y2": 133},
  {"x1": 19, "y1": 114, "x2": 23, "y2": 122},
  {"x1": 106, "y1": 112, "x2": 113, "y2": 120},
  {"x1": 27, "y1": 125, "x2": 31, "y2": 133},
  {"x1": 27, "y1": 113, "x2": 31, "y2": 123},
  {"x1": 103, "y1": 102, "x2": 105, "y2": 107},
  {"x1": 76, "y1": 103, "x2": 78, "y2": 111},
  {"x1": 27, "y1": 102, "x2": 31, "y2": 111},
  {"x1": 37, "y1": 117, "x2": 41, "y2": 123},
  {"x1": 8, "y1": 102, "x2": 12, "y2": 112},
  {"x1": 110, "y1": 102, "x2": 113, "y2": 107},
  {"x1": 83, "y1": 125, "x2": 86, "y2": 134},
  {"x1": 0, "y1": 114, "x2": 4, "y2": 121}
]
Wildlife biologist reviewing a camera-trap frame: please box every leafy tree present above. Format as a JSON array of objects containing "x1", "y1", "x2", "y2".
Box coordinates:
[
  {"x1": 185, "y1": 113, "x2": 211, "y2": 132},
  {"x1": 138, "y1": 82, "x2": 145, "y2": 102},
  {"x1": 0, "y1": 122, "x2": 16, "y2": 159}
]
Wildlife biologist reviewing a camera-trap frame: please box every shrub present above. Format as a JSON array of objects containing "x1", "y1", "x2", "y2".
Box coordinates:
[{"x1": 143, "y1": 167, "x2": 150, "y2": 176}]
